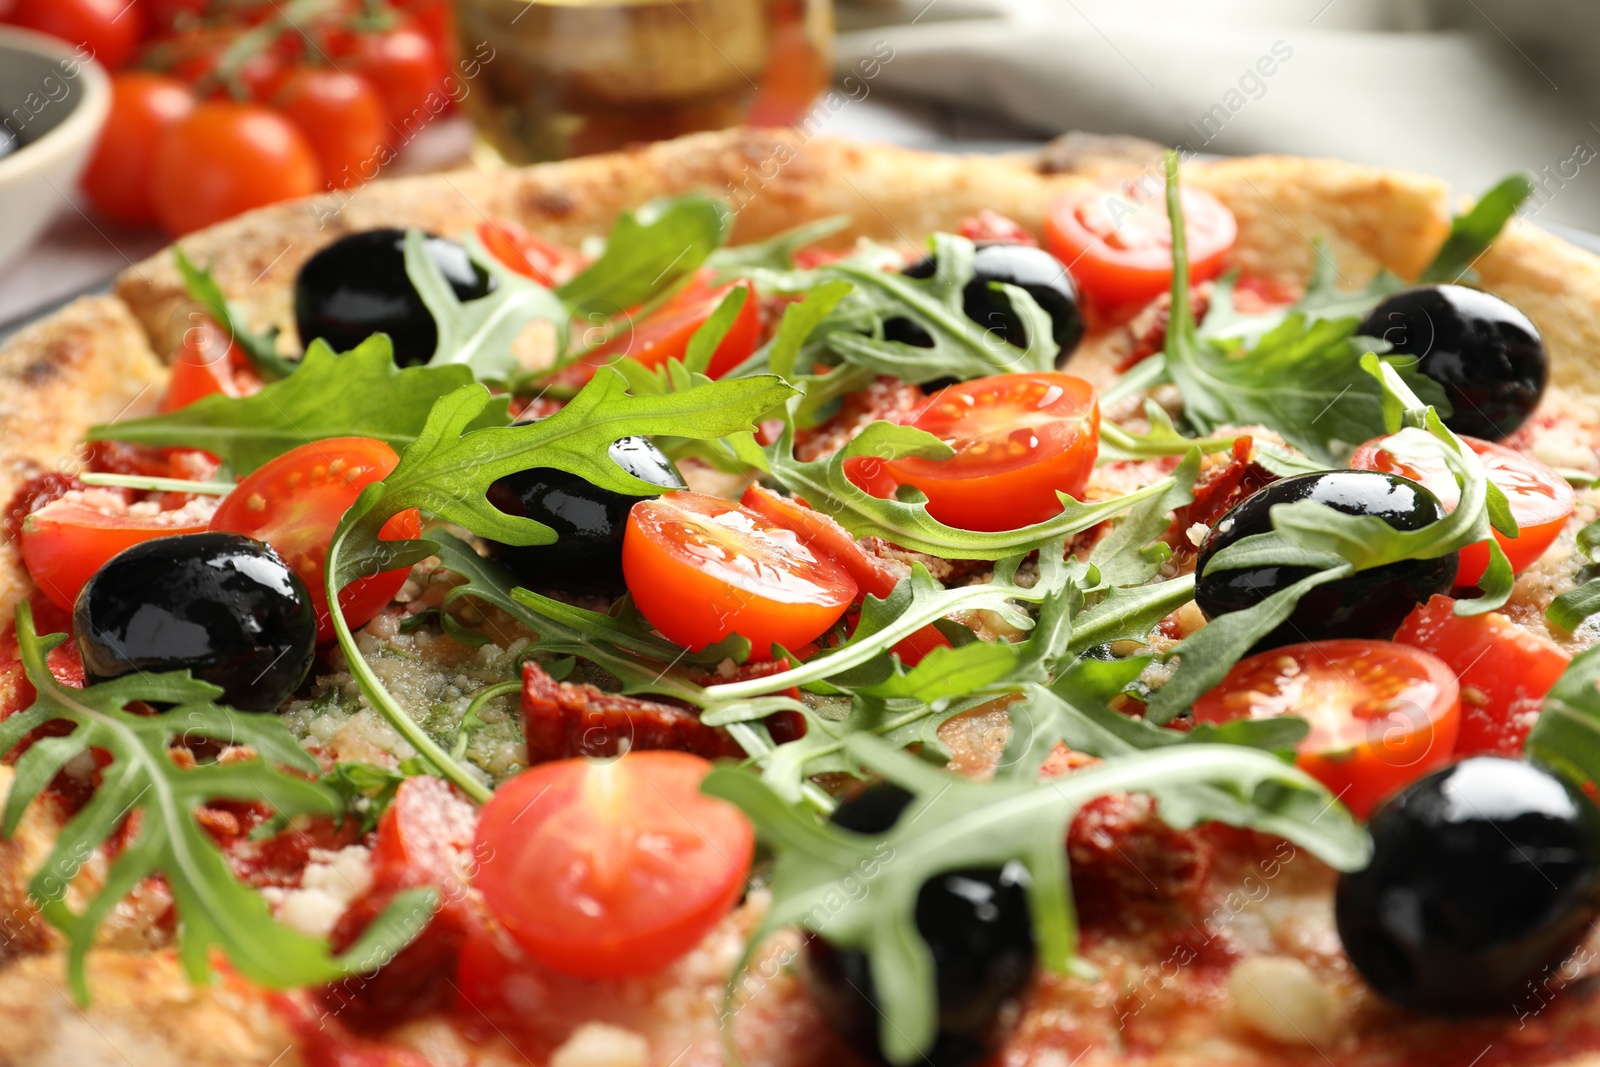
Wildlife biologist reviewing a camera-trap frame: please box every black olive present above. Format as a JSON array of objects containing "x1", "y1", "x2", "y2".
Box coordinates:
[
  {"x1": 1336, "y1": 757, "x2": 1600, "y2": 1014},
  {"x1": 803, "y1": 782, "x2": 1035, "y2": 1067},
  {"x1": 1195, "y1": 470, "x2": 1458, "y2": 650},
  {"x1": 485, "y1": 435, "x2": 685, "y2": 595},
  {"x1": 886, "y1": 244, "x2": 1085, "y2": 362},
  {"x1": 294, "y1": 229, "x2": 495, "y2": 367},
  {"x1": 74, "y1": 533, "x2": 316, "y2": 713},
  {"x1": 1359, "y1": 285, "x2": 1546, "y2": 441}
]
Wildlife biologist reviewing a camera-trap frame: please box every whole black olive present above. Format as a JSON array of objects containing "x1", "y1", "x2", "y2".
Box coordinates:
[
  {"x1": 294, "y1": 229, "x2": 494, "y2": 367},
  {"x1": 803, "y1": 782, "x2": 1035, "y2": 1067},
  {"x1": 1195, "y1": 470, "x2": 1458, "y2": 650},
  {"x1": 886, "y1": 244, "x2": 1085, "y2": 362},
  {"x1": 1336, "y1": 757, "x2": 1600, "y2": 1014},
  {"x1": 1359, "y1": 285, "x2": 1546, "y2": 441},
  {"x1": 74, "y1": 533, "x2": 317, "y2": 713},
  {"x1": 485, "y1": 435, "x2": 685, "y2": 595}
]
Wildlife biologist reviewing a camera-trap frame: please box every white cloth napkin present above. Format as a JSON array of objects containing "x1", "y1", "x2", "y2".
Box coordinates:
[{"x1": 834, "y1": 0, "x2": 1600, "y2": 229}]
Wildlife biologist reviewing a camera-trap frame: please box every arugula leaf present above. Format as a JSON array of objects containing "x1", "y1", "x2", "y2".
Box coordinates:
[
  {"x1": 1158, "y1": 154, "x2": 1447, "y2": 464},
  {"x1": 705, "y1": 216, "x2": 850, "y2": 277},
  {"x1": 1197, "y1": 251, "x2": 1407, "y2": 346},
  {"x1": 764, "y1": 415, "x2": 1192, "y2": 560},
  {"x1": 1420, "y1": 173, "x2": 1535, "y2": 284},
  {"x1": 406, "y1": 229, "x2": 568, "y2": 381},
  {"x1": 0, "y1": 602, "x2": 435, "y2": 1003},
  {"x1": 1524, "y1": 645, "x2": 1600, "y2": 788},
  {"x1": 1548, "y1": 517, "x2": 1600, "y2": 632},
  {"x1": 555, "y1": 195, "x2": 730, "y2": 316},
  {"x1": 706, "y1": 736, "x2": 1368, "y2": 1065},
  {"x1": 173, "y1": 248, "x2": 297, "y2": 380},
  {"x1": 88, "y1": 337, "x2": 510, "y2": 474},
  {"x1": 815, "y1": 234, "x2": 1060, "y2": 383},
  {"x1": 321, "y1": 373, "x2": 793, "y2": 800}
]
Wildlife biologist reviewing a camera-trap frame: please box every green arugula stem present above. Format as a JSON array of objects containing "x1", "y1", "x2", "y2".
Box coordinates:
[
  {"x1": 1098, "y1": 422, "x2": 1235, "y2": 460},
  {"x1": 1101, "y1": 354, "x2": 1169, "y2": 408},
  {"x1": 324, "y1": 569, "x2": 492, "y2": 804},
  {"x1": 79, "y1": 473, "x2": 236, "y2": 496}
]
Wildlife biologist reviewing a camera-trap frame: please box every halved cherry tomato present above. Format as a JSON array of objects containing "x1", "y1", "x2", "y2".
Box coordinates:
[
  {"x1": 623, "y1": 491, "x2": 858, "y2": 656},
  {"x1": 599, "y1": 274, "x2": 762, "y2": 380},
  {"x1": 1194, "y1": 640, "x2": 1460, "y2": 819},
  {"x1": 476, "y1": 219, "x2": 587, "y2": 288},
  {"x1": 20, "y1": 492, "x2": 215, "y2": 611},
  {"x1": 473, "y1": 752, "x2": 754, "y2": 980},
  {"x1": 1350, "y1": 433, "x2": 1575, "y2": 586},
  {"x1": 849, "y1": 372, "x2": 1100, "y2": 532},
  {"x1": 740, "y1": 483, "x2": 948, "y2": 665},
  {"x1": 208, "y1": 438, "x2": 420, "y2": 643},
  {"x1": 160, "y1": 317, "x2": 263, "y2": 412},
  {"x1": 1044, "y1": 183, "x2": 1236, "y2": 306},
  {"x1": 1394, "y1": 595, "x2": 1570, "y2": 757}
]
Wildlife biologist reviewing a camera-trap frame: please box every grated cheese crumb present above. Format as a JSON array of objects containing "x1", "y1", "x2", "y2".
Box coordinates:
[
  {"x1": 261, "y1": 845, "x2": 373, "y2": 938},
  {"x1": 1229, "y1": 955, "x2": 1338, "y2": 1047},
  {"x1": 1185, "y1": 522, "x2": 1210, "y2": 547},
  {"x1": 549, "y1": 1023, "x2": 650, "y2": 1067}
]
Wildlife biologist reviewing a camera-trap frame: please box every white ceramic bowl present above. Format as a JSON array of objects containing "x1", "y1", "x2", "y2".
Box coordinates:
[{"x1": 0, "y1": 26, "x2": 111, "y2": 272}]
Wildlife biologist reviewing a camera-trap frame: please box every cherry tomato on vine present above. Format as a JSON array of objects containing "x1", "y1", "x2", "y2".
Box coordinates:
[
  {"x1": 1350, "y1": 433, "x2": 1575, "y2": 586},
  {"x1": 1394, "y1": 595, "x2": 1570, "y2": 757},
  {"x1": 209, "y1": 437, "x2": 420, "y2": 643},
  {"x1": 160, "y1": 317, "x2": 263, "y2": 412},
  {"x1": 20, "y1": 494, "x2": 213, "y2": 611},
  {"x1": 147, "y1": 25, "x2": 295, "y2": 101},
  {"x1": 273, "y1": 68, "x2": 386, "y2": 190},
  {"x1": 151, "y1": 102, "x2": 319, "y2": 235},
  {"x1": 740, "y1": 483, "x2": 948, "y2": 664},
  {"x1": 847, "y1": 372, "x2": 1100, "y2": 532},
  {"x1": 6, "y1": 0, "x2": 141, "y2": 69},
  {"x1": 624, "y1": 491, "x2": 858, "y2": 656},
  {"x1": 81, "y1": 72, "x2": 195, "y2": 226},
  {"x1": 1193, "y1": 639, "x2": 1460, "y2": 819},
  {"x1": 143, "y1": 0, "x2": 209, "y2": 33},
  {"x1": 476, "y1": 220, "x2": 587, "y2": 287},
  {"x1": 599, "y1": 274, "x2": 762, "y2": 380},
  {"x1": 344, "y1": 26, "x2": 446, "y2": 126},
  {"x1": 1044, "y1": 183, "x2": 1236, "y2": 306},
  {"x1": 473, "y1": 752, "x2": 754, "y2": 980}
]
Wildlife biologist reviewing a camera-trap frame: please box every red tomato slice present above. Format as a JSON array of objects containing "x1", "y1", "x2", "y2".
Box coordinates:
[
  {"x1": 850, "y1": 372, "x2": 1100, "y2": 532},
  {"x1": 740, "y1": 483, "x2": 949, "y2": 665},
  {"x1": 1393, "y1": 595, "x2": 1570, "y2": 757},
  {"x1": 1350, "y1": 434, "x2": 1575, "y2": 586},
  {"x1": 473, "y1": 751, "x2": 754, "y2": 980},
  {"x1": 20, "y1": 493, "x2": 215, "y2": 611},
  {"x1": 160, "y1": 316, "x2": 263, "y2": 412},
  {"x1": 1193, "y1": 639, "x2": 1460, "y2": 820},
  {"x1": 600, "y1": 274, "x2": 762, "y2": 380},
  {"x1": 208, "y1": 438, "x2": 420, "y2": 643},
  {"x1": 1044, "y1": 183, "x2": 1236, "y2": 306},
  {"x1": 623, "y1": 491, "x2": 858, "y2": 657},
  {"x1": 475, "y1": 219, "x2": 586, "y2": 288}
]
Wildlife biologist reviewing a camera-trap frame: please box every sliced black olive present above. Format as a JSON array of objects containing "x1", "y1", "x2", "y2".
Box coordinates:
[
  {"x1": 485, "y1": 435, "x2": 685, "y2": 595},
  {"x1": 75, "y1": 533, "x2": 316, "y2": 713},
  {"x1": 1359, "y1": 285, "x2": 1546, "y2": 441},
  {"x1": 803, "y1": 782, "x2": 1035, "y2": 1067},
  {"x1": 1195, "y1": 470, "x2": 1458, "y2": 650},
  {"x1": 294, "y1": 229, "x2": 494, "y2": 367},
  {"x1": 886, "y1": 244, "x2": 1085, "y2": 362},
  {"x1": 1336, "y1": 757, "x2": 1600, "y2": 1014}
]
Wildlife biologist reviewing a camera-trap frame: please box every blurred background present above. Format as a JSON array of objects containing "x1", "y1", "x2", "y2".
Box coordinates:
[{"x1": 1, "y1": 0, "x2": 1596, "y2": 326}]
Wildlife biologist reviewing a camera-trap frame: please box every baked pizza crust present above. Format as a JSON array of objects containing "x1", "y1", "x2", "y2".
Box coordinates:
[{"x1": 2, "y1": 127, "x2": 1600, "y2": 1066}]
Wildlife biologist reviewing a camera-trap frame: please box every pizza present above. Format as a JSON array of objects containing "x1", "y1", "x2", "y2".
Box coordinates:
[{"x1": 3, "y1": 127, "x2": 1600, "y2": 1067}]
